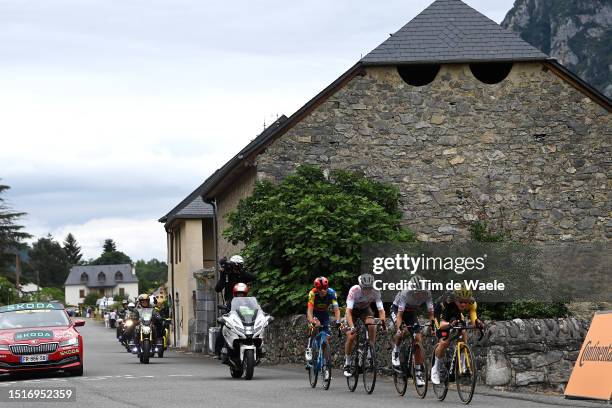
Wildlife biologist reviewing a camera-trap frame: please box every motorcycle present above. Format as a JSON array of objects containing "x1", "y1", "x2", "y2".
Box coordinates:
[
  {"x1": 121, "y1": 316, "x2": 137, "y2": 351},
  {"x1": 218, "y1": 296, "x2": 273, "y2": 380},
  {"x1": 157, "y1": 318, "x2": 172, "y2": 358},
  {"x1": 133, "y1": 308, "x2": 160, "y2": 364}
]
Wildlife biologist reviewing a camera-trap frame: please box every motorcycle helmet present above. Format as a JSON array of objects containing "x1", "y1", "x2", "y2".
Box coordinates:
[
  {"x1": 358, "y1": 273, "x2": 375, "y2": 289},
  {"x1": 138, "y1": 293, "x2": 150, "y2": 307},
  {"x1": 313, "y1": 276, "x2": 329, "y2": 290},
  {"x1": 232, "y1": 282, "x2": 249, "y2": 297},
  {"x1": 127, "y1": 302, "x2": 135, "y2": 310},
  {"x1": 229, "y1": 255, "x2": 244, "y2": 267}
]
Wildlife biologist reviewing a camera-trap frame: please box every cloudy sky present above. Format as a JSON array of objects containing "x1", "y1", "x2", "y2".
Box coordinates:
[{"x1": 1, "y1": 0, "x2": 515, "y2": 261}]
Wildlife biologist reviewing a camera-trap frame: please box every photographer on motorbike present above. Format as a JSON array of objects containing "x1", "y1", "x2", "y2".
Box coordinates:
[{"x1": 215, "y1": 255, "x2": 255, "y2": 308}]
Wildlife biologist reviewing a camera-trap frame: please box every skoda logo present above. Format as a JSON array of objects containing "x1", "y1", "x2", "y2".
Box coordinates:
[{"x1": 30, "y1": 339, "x2": 39, "y2": 345}]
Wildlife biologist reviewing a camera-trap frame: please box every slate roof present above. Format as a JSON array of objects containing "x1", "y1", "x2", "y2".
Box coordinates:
[
  {"x1": 64, "y1": 264, "x2": 138, "y2": 287},
  {"x1": 362, "y1": 0, "x2": 549, "y2": 65}
]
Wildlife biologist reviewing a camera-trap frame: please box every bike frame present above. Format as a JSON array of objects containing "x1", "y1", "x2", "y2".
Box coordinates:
[{"x1": 311, "y1": 327, "x2": 330, "y2": 372}]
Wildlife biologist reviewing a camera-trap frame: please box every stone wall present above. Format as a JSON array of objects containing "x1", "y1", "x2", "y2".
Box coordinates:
[
  {"x1": 262, "y1": 314, "x2": 589, "y2": 392},
  {"x1": 256, "y1": 62, "x2": 611, "y2": 242}
]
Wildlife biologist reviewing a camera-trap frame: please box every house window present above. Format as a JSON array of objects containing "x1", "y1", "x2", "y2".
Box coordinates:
[
  {"x1": 119, "y1": 288, "x2": 125, "y2": 297},
  {"x1": 99, "y1": 289, "x2": 105, "y2": 296},
  {"x1": 174, "y1": 226, "x2": 182, "y2": 264},
  {"x1": 469, "y1": 62, "x2": 513, "y2": 84},
  {"x1": 98, "y1": 272, "x2": 106, "y2": 282},
  {"x1": 397, "y1": 64, "x2": 440, "y2": 86},
  {"x1": 80, "y1": 273, "x2": 88, "y2": 283},
  {"x1": 115, "y1": 271, "x2": 123, "y2": 282},
  {"x1": 79, "y1": 289, "x2": 85, "y2": 298}
]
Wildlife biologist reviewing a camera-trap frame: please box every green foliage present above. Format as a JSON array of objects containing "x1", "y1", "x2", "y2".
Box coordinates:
[
  {"x1": 469, "y1": 220, "x2": 569, "y2": 320},
  {"x1": 479, "y1": 301, "x2": 570, "y2": 320},
  {"x1": 0, "y1": 275, "x2": 18, "y2": 306},
  {"x1": 0, "y1": 182, "x2": 31, "y2": 276},
  {"x1": 103, "y1": 239, "x2": 117, "y2": 253},
  {"x1": 28, "y1": 235, "x2": 71, "y2": 288},
  {"x1": 23, "y1": 287, "x2": 65, "y2": 303},
  {"x1": 224, "y1": 165, "x2": 414, "y2": 316},
  {"x1": 134, "y1": 259, "x2": 167, "y2": 293},
  {"x1": 82, "y1": 293, "x2": 99, "y2": 307},
  {"x1": 63, "y1": 233, "x2": 83, "y2": 265},
  {"x1": 90, "y1": 240, "x2": 132, "y2": 266}
]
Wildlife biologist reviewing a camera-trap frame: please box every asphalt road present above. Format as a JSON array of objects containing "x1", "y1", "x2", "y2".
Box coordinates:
[{"x1": 0, "y1": 321, "x2": 602, "y2": 407}]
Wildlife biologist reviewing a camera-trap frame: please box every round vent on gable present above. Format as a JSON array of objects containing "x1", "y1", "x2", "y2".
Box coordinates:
[
  {"x1": 397, "y1": 64, "x2": 440, "y2": 86},
  {"x1": 469, "y1": 62, "x2": 513, "y2": 84}
]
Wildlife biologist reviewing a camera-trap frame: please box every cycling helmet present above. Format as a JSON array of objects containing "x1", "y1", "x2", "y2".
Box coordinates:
[
  {"x1": 233, "y1": 282, "x2": 249, "y2": 297},
  {"x1": 453, "y1": 285, "x2": 474, "y2": 303},
  {"x1": 313, "y1": 276, "x2": 329, "y2": 290},
  {"x1": 229, "y1": 255, "x2": 244, "y2": 266},
  {"x1": 358, "y1": 273, "x2": 375, "y2": 289},
  {"x1": 408, "y1": 275, "x2": 424, "y2": 291}
]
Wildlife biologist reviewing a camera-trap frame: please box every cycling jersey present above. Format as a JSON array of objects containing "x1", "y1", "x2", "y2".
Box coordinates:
[
  {"x1": 392, "y1": 289, "x2": 434, "y2": 313},
  {"x1": 434, "y1": 300, "x2": 478, "y2": 326},
  {"x1": 307, "y1": 288, "x2": 339, "y2": 313},
  {"x1": 346, "y1": 285, "x2": 384, "y2": 311}
]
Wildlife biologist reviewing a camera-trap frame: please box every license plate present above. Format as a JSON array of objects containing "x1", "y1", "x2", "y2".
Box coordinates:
[{"x1": 21, "y1": 354, "x2": 49, "y2": 363}]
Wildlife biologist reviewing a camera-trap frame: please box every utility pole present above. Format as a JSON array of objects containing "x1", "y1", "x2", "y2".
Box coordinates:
[{"x1": 36, "y1": 270, "x2": 40, "y2": 301}]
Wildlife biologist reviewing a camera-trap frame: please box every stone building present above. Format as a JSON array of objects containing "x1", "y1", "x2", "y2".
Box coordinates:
[{"x1": 193, "y1": 0, "x2": 610, "y2": 262}]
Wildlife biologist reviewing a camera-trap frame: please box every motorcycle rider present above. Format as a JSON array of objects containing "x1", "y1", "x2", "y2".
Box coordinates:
[
  {"x1": 343, "y1": 273, "x2": 387, "y2": 377},
  {"x1": 218, "y1": 283, "x2": 250, "y2": 362},
  {"x1": 133, "y1": 294, "x2": 163, "y2": 349},
  {"x1": 390, "y1": 274, "x2": 434, "y2": 386},
  {"x1": 215, "y1": 255, "x2": 255, "y2": 308}
]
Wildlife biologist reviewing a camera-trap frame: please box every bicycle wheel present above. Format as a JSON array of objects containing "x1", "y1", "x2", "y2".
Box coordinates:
[
  {"x1": 362, "y1": 342, "x2": 377, "y2": 394},
  {"x1": 393, "y1": 344, "x2": 408, "y2": 396},
  {"x1": 432, "y1": 351, "x2": 449, "y2": 401},
  {"x1": 309, "y1": 344, "x2": 319, "y2": 388},
  {"x1": 322, "y1": 358, "x2": 332, "y2": 390},
  {"x1": 411, "y1": 345, "x2": 428, "y2": 399},
  {"x1": 346, "y1": 347, "x2": 359, "y2": 392},
  {"x1": 456, "y1": 343, "x2": 477, "y2": 404}
]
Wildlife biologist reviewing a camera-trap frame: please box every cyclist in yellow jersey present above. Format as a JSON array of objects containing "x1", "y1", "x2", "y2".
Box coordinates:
[{"x1": 431, "y1": 285, "x2": 484, "y2": 385}]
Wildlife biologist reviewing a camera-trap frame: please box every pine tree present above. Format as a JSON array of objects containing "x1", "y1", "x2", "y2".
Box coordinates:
[
  {"x1": 63, "y1": 233, "x2": 82, "y2": 265},
  {"x1": 0, "y1": 183, "x2": 31, "y2": 252},
  {"x1": 103, "y1": 239, "x2": 116, "y2": 254}
]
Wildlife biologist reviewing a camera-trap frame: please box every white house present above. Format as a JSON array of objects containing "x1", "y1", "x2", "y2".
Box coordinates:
[{"x1": 64, "y1": 264, "x2": 139, "y2": 306}]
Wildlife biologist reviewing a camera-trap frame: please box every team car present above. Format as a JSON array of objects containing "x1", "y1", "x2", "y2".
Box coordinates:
[{"x1": 0, "y1": 302, "x2": 85, "y2": 376}]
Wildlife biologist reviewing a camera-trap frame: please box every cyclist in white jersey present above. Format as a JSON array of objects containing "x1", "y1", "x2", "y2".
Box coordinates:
[
  {"x1": 343, "y1": 273, "x2": 387, "y2": 377},
  {"x1": 390, "y1": 275, "x2": 434, "y2": 386}
]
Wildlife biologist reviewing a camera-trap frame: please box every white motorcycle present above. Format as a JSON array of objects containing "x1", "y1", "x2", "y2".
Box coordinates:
[{"x1": 218, "y1": 297, "x2": 273, "y2": 380}]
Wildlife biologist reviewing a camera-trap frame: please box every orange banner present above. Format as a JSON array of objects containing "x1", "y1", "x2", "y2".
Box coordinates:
[{"x1": 565, "y1": 311, "x2": 612, "y2": 401}]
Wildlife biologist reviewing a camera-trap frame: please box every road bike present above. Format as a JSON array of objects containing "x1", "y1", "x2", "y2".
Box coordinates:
[
  {"x1": 306, "y1": 324, "x2": 333, "y2": 390},
  {"x1": 392, "y1": 321, "x2": 430, "y2": 398},
  {"x1": 344, "y1": 318, "x2": 383, "y2": 394},
  {"x1": 431, "y1": 322, "x2": 484, "y2": 404}
]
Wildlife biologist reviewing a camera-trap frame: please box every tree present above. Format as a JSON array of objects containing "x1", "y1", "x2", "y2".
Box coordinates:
[
  {"x1": 0, "y1": 182, "x2": 31, "y2": 276},
  {"x1": 103, "y1": 239, "x2": 117, "y2": 253},
  {"x1": 0, "y1": 275, "x2": 18, "y2": 306},
  {"x1": 63, "y1": 233, "x2": 83, "y2": 266},
  {"x1": 91, "y1": 239, "x2": 132, "y2": 265},
  {"x1": 224, "y1": 165, "x2": 414, "y2": 315},
  {"x1": 135, "y1": 259, "x2": 168, "y2": 293},
  {"x1": 83, "y1": 293, "x2": 99, "y2": 307},
  {"x1": 28, "y1": 235, "x2": 71, "y2": 288}
]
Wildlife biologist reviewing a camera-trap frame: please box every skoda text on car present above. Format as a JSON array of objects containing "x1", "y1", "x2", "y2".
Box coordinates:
[{"x1": 0, "y1": 302, "x2": 85, "y2": 376}]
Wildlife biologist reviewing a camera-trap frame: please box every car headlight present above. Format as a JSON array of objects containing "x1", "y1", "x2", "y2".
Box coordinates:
[
  {"x1": 59, "y1": 338, "x2": 79, "y2": 347},
  {"x1": 0, "y1": 344, "x2": 9, "y2": 351}
]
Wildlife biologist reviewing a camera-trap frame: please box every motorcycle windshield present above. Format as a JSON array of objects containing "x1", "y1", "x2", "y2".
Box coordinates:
[
  {"x1": 230, "y1": 297, "x2": 259, "y2": 324},
  {"x1": 139, "y1": 308, "x2": 153, "y2": 323}
]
